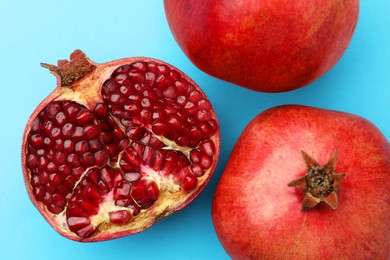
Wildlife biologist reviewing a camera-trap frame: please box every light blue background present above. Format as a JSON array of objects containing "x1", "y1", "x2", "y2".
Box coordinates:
[{"x1": 1, "y1": 1, "x2": 389, "y2": 259}]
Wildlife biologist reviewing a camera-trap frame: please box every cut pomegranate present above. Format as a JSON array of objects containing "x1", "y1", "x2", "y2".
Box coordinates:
[{"x1": 22, "y1": 50, "x2": 220, "y2": 242}]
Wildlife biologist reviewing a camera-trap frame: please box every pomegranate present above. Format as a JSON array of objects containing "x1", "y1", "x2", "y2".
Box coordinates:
[
  {"x1": 212, "y1": 105, "x2": 390, "y2": 259},
  {"x1": 164, "y1": 0, "x2": 359, "y2": 92},
  {"x1": 22, "y1": 50, "x2": 220, "y2": 242}
]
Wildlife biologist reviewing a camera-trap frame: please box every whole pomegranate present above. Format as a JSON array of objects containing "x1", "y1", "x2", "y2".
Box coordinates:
[
  {"x1": 22, "y1": 50, "x2": 220, "y2": 242},
  {"x1": 212, "y1": 105, "x2": 390, "y2": 259},
  {"x1": 164, "y1": 0, "x2": 359, "y2": 92}
]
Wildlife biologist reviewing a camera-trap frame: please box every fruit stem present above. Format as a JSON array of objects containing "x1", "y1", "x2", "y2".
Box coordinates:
[{"x1": 41, "y1": 50, "x2": 97, "y2": 87}]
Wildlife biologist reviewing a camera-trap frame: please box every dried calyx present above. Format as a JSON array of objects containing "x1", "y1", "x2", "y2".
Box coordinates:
[{"x1": 288, "y1": 150, "x2": 345, "y2": 211}]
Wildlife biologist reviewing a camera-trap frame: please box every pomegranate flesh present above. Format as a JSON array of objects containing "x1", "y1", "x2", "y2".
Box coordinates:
[
  {"x1": 164, "y1": 0, "x2": 359, "y2": 92},
  {"x1": 22, "y1": 50, "x2": 220, "y2": 242},
  {"x1": 212, "y1": 105, "x2": 390, "y2": 259}
]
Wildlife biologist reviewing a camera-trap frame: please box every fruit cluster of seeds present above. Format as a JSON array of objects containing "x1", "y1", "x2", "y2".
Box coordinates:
[{"x1": 25, "y1": 61, "x2": 218, "y2": 238}]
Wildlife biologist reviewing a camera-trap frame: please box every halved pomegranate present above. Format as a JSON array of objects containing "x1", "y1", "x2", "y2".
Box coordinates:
[{"x1": 22, "y1": 50, "x2": 220, "y2": 242}]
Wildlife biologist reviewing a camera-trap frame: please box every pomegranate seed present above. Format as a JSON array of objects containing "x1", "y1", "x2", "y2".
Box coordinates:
[
  {"x1": 115, "y1": 182, "x2": 132, "y2": 200},
  {"x1": 30, "y1": 117, "x2": 42, "y2": 133},
  {"x1": 50, "y1": 127, "x2": 61, "y2": 139},
  {"x1": 109, "y1": 210, "x2": 132, "y2": 225},
  {"x1": 33, "y1": 187, "x2": 46, "y2": 201},
  {"x1": 43, "y1": 121, "x2": 54, "y2": 136},
  {"x1": 129, "y1": 72, "x2": 144, "y2": 83},
  {"x1": 76, "y1": 109, "x2": 95, "y2": 125},
  {"x1": 62, "y1": 123, "x2": 74, "y2": 137},
  {"x1": 189, "y1": 90, "x2": 202, "y2": 103},
  {"x1": 80, "y1": 152, "x2": 95, "y2": 166},
  {"x1": 84, "y1": 185, "x2": 102, "y2": 202},
  {"x1": 29, "y1": 134, "x2": 44, "y2": 148},
  {"x1": 197, "y1": 99, "x2": 211, "y2": 110},
  {"x1": 75, "y1": 140, "x2": 89, "y2": 154},
  {"x1": 200, "y1": 154, "x2": 213, "y2": 170},
  {"x1": 63, "y1": 140, "x2": 74, "y2": 153},
  {"x1": 46, "y1": 162, "x2": 57, "y2": 173},
  {"x1": 94, "y1": 103, "x2": 109, "y2": 118},
  {"x1": 67, "y1": 154, "x2": 80, "y2": 167},
  {"x1": 199, "y1": 140, "x2": 216, "y2": 156},
  {"x1": 84, "y1": 124, "x2": 101, "y2": 139},
  {"x1": 184, "y1": 102, "x2": 197, "y2": 114},
  {"x1": 163, "y1": 86, "x2": 177, "y2": 99},
  {"x1": 124, "y1": 171, "x2": 141, "y2": 182},
  {"x1": 191, "y1": 164, "x2": 205, "y2": 177},
  {"x1": 152, "y1": 120, "x2": 167, "y2": 135},
  {"x1": 26, "y1": 154, "x2": 38, "y2": 168},
  {"x1": 58, "y1": 164, "x2": 71, "y2": 175},
  {"x1": 175, "y1": 78, "x2": 189, "y2": 94},
  {"x1": 65, "y1": 104, "x2": 80, "y2": 119},
  {"x1": 190, "y1": 149, "x2": 201, "y2": 164},
  {"x1": 54, "y1": 111, "x2": 66, "y2": 126},
  {"x1": 197, "y1": 110, "x2": 212, "y2": 121},
  {"x1": 145, "y1": 72, "x2": 156, "y2": 85},
  {"x1": 67, "y1": 216, "x2": 90, "y2": 229}
]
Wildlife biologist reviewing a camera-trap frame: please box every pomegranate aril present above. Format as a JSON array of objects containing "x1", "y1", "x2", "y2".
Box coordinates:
[
  {"x1": 30, "y1": 134, "x2": 44, "y2": 148},
  {"x1": 73, "y1": 126, "x2": 84, "y2": 140},
  {"x1": 199, "y1": 140, "x2": 216, "y2": 156},
  {"x1": 178, "y1": 168, "x2": 198, "y2": 192},
  {"x1": 67, "y1": 154, "x2": 80, "y2": 167},
  {"x1": 94, "y1": 103, "x2": 109, "y2": 119},
  {"x1": 191, "y1": 164, "x2": 205, "y2": 177},
  {"x1": 84, "y1": 124, "x2": 100, "y2": 139},
  {"x1": 26, "y1": 154, "x2": 38, "y2": 168},
  {"x1": 67, "y1": 216, "x2": 94, "y2": 237},
  {"x1": 152, "y1": 121, "x2": 167, "y2": 135},
  {"x1": 48, "y1": 204, "x2": 64, "y2": 214},
  {"x1": 129, "y1": 71, "x2": 145, "y2": 83},
  {"x1": 184, "y1": 101, "x2": 197, "y2": 114},
  {"x1": 75, "y1": 109, "x2": 95, "y2": 125},
  {"x1": 131, "y1": 180, "x2": 160, "y2": 209},
  {"x1": 62, "y1": 123, "x2": 74, "y2": 137},
  {"x1": 30, "y1": 117, "x2": 42, "y2": 133},
  {"x1": 84, "y1": 185, "x2": 102, "y2": 202},
  {"x1": 145, "y1": 72, "x2": 156, "y2": 85},
  {"x1": 181, "y1": 174, "x2": 198, "y2": 192},
  {"x1": 50, "y1": 127, "x2": 61, "y2": 139},
  {"x1": 109, "y1": 210, "x2": 132, "y2": 225},
  {"x1": 200, "y1": 154, "x2": 213, "y2": 169},
  {"x1": 54, "y1": 112, "x2": 67, "y2": 126},
  {"x1": 80, "y1": 152, "x2": 95, "y2": 166},
  {"x1": 64, "y1": 104, "x2": 80, "y2": 119},
  {"x1": 33, "y1": 187, "x2": 46, "y2": 201},
  {"x1": 163, "y1": 86, "x2": 177, "y2": 99},
  {"x1": 197, "y1": 110, "x2": 212, "y2": 121},
  {"x1": 175, "y1": 78, "x2": 189, "y2": 94},
  {"x1": 125, "y1": 171, "x2": 141, "y2": 182},
  {"x1": 75, "y1": 140, "x2": 89, "y2": 154}
]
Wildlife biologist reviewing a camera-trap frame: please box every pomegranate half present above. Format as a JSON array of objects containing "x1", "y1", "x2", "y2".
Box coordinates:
[
  {"x1": 22, "y1": 50, "x2": 220, "y2": 242},
  {"x1": 212, "y1": 105, "x2": 390, "y2": 259}
]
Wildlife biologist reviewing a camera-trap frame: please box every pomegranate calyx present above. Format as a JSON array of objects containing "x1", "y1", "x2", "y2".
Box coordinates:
[
  {"x1": 41, "y1": 50, "x2": 97, "y2": 87},
  {"x1": 288, "y1": 150, "x2": 346, "y2": 211}
]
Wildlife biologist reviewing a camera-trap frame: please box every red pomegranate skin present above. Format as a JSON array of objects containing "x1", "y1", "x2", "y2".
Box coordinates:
[
  {"x1": 212, "y1": 105, "x2": 390, "y2": 259},
  {"x1": 164, "y1": 0, "x2": 359, "y2": 92}
]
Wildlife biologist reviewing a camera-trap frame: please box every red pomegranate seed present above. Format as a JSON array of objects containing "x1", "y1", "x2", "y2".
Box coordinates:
[{"x1": 109, "y1": 210, "x2": 132, "y2": 225}]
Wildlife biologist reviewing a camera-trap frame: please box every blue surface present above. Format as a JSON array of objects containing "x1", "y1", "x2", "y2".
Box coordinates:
[{"x1": 0, "y1": 1, "x2": 389, "y2": 259}]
